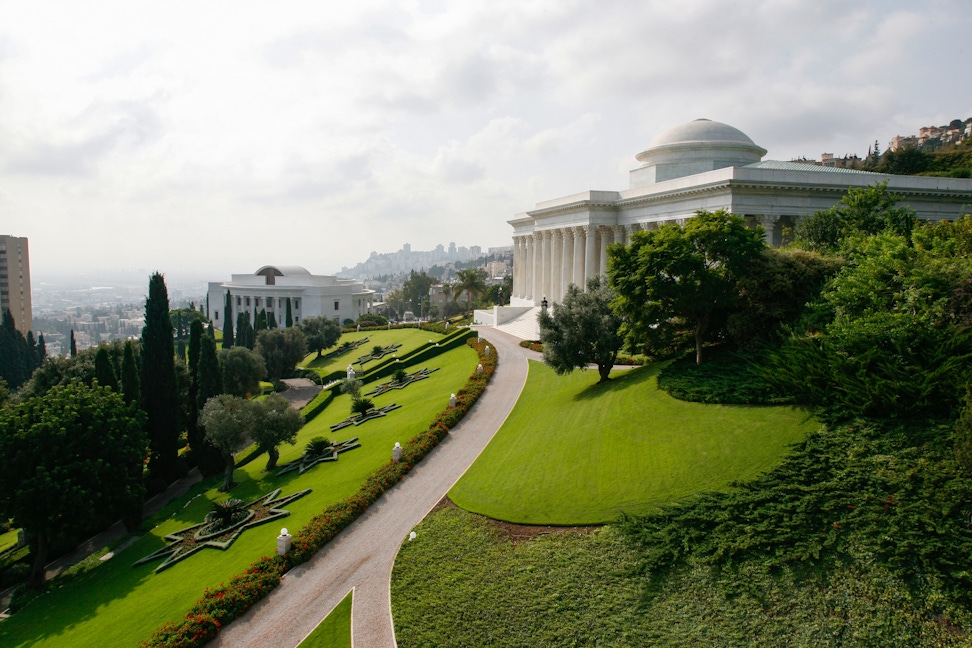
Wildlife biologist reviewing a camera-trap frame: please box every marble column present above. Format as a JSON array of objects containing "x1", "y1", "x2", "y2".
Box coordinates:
[
  {"x1": 759, "y1": 215, "x2": 780, "y2": 246},
  {"x1": 530, "y1": 232, "x2": 543, "y2": 304},
  {"x1": 561, "y1": 228, "x2": 574, "y2": 296},
  {"x1": 550, "y1": 229, "x2": 563, "y2": 304},
  {"x1": 584, "y1": 225, "x2": 598, "y2": 284},
  {"x1": 573, "y1": 226, "x2": 586, "y2": 288},
  {"x1": 512, "y1": 237, "x2": 521, "y2": 297},
  {"x1": 598, "y1": 226, "x2": 612, "y2": 276},
  {"x1": 540, "y1": 231, "x2": 551, "y2": 303}
]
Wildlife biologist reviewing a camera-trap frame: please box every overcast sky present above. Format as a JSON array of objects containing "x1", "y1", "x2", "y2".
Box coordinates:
[{"x1": 2, "y1": 0, "x2": 971, "y2": 280}]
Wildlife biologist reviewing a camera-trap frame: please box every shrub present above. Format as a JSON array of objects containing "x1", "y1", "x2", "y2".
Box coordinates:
[
  {"x1": 204, "y1": 499, "x2": 247, "y2": 533},
  {"x1": 351, "y1": 398, "x2": 374, "y2": 416},
  {"x1": 305, "y1": 436, "x2": 334, "y2": 458},
  {"x1": 392, "y1": 368, "x2": 408, "y2": 384}
]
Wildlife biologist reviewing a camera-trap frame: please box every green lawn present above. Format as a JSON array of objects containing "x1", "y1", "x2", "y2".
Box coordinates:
[
  {"x1": 449, "y1": 361, "x2": 817, "y2": 524},
  {"x1": 299, "y1": 329, "x2": 437, "y2": 377},
  {"x1": 0, "y1": 331, "x2": 476, "y2": 648},
  {"x1": 0, "y1": 528, "x2": 19, "y2": 554},
  {"x1": 297, "y1": 591, "x2": 352, "y2": 648}
]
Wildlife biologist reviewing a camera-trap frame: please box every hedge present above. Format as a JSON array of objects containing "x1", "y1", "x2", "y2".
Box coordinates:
[{"x1": 139, "y1": 337, "x2": 497, "y2": 648}]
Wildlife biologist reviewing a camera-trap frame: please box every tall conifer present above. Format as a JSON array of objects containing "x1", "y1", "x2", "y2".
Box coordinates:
[
  {"x1": 140, "y1": 272, "x2": 181, "y2": 487},
  {"x1": 94, "y1": 346, "x2": 119, "y2": 391},
  {"x1": 285, "y1": 298, "x2": 293, "y2": 328},
  {"x1": 69, "y1": 330, "x2": 77, "y2": 357},
  {"x1": 223, "y1": 290, "x2": 235, "y2": 348},
  {"x1": 121, "y1": 339, "x2": 140, "y2": 406}
]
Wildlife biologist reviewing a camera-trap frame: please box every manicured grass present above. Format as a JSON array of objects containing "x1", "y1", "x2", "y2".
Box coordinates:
[
  {"x1": 299, "y1": 329, "x2": 436, "y2": 378},
  {"x1": 449, "y1": 361, "x2": 816, "y2": 524},
  {"x1": 393, "y1": 507, "x2": 965, "y2": 647},
  {"x1": 0, "y1": 334, "x2": 476, "y2": 648},
  {"x1": 297, "y1": 591, "x2": 352, "y2": 648},
  {"x1": 392, "y1": 507, "x2": 649, "y2": 647},
  {"x1": 0, "y1": 528, "x2": 19, "y2": 553}
]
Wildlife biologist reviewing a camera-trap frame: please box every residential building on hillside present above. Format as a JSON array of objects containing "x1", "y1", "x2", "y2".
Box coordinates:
[
  {"x1": 207, "y1": 265, "x2": 374, "y2": 330},
  {"x1": 0, "y1": 235, "x2": 32, "y2": 334},
  {"x1": 509, "y1": 118, "x2": 972, "y2": 308}
]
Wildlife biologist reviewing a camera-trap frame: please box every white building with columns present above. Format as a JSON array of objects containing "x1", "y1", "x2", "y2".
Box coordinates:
[
  {"x1": 508, "y1": 118, "x2": 972, "y2": 308},
  {"x1": 207, "y1": 265, "x2": 374, "y2": 330}
]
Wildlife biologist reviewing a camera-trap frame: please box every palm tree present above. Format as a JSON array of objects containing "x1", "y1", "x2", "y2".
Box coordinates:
[{"x1": 453, "y1": 268, "x2": 488, "y2": 313}]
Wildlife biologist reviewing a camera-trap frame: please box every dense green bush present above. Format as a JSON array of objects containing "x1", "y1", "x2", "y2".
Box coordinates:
[{"x1": 657, "y1": 346, "x2": 791, "y2": 405}]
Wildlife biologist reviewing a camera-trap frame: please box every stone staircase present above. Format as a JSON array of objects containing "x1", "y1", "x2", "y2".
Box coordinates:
[{"x1": 493, "y1": 307, "x2": 541, "y2": 340}]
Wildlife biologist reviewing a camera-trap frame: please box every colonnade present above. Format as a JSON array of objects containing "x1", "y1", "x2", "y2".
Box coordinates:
[
  {"x1": 512, "y1": 215, "x2": 782, "y2": 306},
  {"x1": 512, "y1": 223, "x2": 649, "y2": 305}
]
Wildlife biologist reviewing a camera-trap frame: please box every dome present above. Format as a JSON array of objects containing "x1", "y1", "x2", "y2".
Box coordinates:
[
  {"x1": 645, "y1": 118, "x2": 761, "y2": 151},
  {"x1": 630, "y1": 118, "x2": 767, "y2": 188}
]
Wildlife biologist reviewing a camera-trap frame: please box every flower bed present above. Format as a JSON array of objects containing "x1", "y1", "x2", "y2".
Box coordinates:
[{"x1": 140, "y1": 337, "x2": 497, "y2": 648}]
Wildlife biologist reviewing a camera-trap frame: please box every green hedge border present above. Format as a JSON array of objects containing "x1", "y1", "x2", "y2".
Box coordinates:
[{"x1": 139, "y1": 336, "x2": 497, "y2": 648}]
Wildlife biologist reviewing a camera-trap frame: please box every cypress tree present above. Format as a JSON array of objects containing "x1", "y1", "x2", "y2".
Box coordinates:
[
  {"x1": 255, "y1": 309, "x2": 268, "y2": 332},
  {"x1": 36, "y1": 333, "x2": 47, "y2": 365},
  {"x1": 94, "y1": 346, "x2": 119, "y2": 391},
  {"x1": 26, "y1": 331, "x2": 38, "y2": 375},
  {"x1": 207, "y1": 321, "x2": 214, "y2": 338},
  {"x1": 194, "y1": 334, "x2": 225, "y2": 475},
  {"x1": 285, "y1": 297, "x2": 293, "y2": 328},
  {"x1": 223, "y1": 290, "x2": 235, "y2": 348},
  {"x1": 186, "y1": 319, "x2": 204, "y2": 456},
  {"x1": 267, "y1": 311, "x2": 278, "y2": 329},
  {"x1": 121, "y1": 339, "x2": 140, "y2": 406},
  {"x1": 140, "y1": 272, "x2": 181, "y2": 487},
  {"x1": 69, "y1": 330, "x2": 77, "y2": 357},
  {"x1": 0, "y1": 309, "x2": 27, "y2": 389}
]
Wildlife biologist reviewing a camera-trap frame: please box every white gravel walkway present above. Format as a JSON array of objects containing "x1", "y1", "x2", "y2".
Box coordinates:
[{"x1": 212, "y1": 328, "x2": 536, "y2": 648}]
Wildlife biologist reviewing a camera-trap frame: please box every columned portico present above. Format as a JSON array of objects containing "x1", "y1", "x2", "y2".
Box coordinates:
[{"x1": 573, "y1": 226, "x2": 586, "y2": 287}]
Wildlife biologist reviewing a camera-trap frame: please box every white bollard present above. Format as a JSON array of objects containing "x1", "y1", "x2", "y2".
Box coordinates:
[{"x1": 277, "y1": 528, "x2": 292, "y2": 556}]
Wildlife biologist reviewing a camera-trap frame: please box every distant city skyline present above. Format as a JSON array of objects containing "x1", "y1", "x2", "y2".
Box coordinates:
[{"x1": 2, "y1": 1, "x2": 971, "y2": 277}]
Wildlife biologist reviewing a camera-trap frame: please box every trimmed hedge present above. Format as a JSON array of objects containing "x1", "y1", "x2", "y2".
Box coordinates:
[{"x1": 139, "y1": 337, "x2": 497, "y2": 648}]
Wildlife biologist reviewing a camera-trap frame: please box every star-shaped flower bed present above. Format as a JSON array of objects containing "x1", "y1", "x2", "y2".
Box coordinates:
[
  {"x1": 354, "y1": 343, "x2": 402, "y2": 365},
  {"x1": 319, "y1": 337, "x2": 369, "y2": 362},
  {"x1": 365, "y1": 367, "x2": 439, "y2": 397},
  {"x1": 274, "y1": 437, "x2": 362, "y2": 477},
  {"x1": 132, "y1": 488, "x2": 311, "y2": 573},
  {"x1": 329, "y1": 403, "x2": 402, "y2": 432}
]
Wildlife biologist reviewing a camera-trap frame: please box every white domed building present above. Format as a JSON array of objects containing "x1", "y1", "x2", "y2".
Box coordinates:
[{"x1": 504, "y1": 118, "x2": 972, "y2": 312}]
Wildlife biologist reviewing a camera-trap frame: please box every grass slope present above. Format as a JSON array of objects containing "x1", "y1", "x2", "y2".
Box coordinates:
[
  {"x1": 0, "y1": 331, "x2": 475, "y2": 648},
  {"x1": 449, "y1": 361, "x2": 816, "y2": 524},
  {"x1": 393, "y1": 507, "x2": 965, "y2": 647},
  {"x1": 297, "y1": 591, "x2": 352, "y2": 648}
]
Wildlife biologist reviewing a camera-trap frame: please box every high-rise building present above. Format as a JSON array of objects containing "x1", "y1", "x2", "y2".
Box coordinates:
[{"x1": 0, "y1": 235, "x2": 32, "y2": 334}]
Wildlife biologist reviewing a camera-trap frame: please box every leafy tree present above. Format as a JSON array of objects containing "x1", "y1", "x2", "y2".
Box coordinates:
[
  {"x1": 220, "y1": 346, "x2": 266, "y2": 398},
  {"x1": 140, "y1": 272, "x2": 181, "y2": 486},
  {"x1": 402, "y1": 270, "x2": 438, "y2": 313},
  {"x1": 537, "y1": 275, "x2": 623, "y2": 383},
  {"x1": 222, "y1": 290, "x2": 235, "y2": 348},
  {"x1": 794, "y1": 181, "x2": 916, "y2": 252},
  {"x1": 251, "y1": 394, "x2": 304, "y2": 471},
  {"x1": 356, "y1": 313, "x2": 388, "y2": 327},
  {"x1": 199, "y1": 394, "x2": 258, "y2": 491},
  {"x1": 609, "y1": 209, "x2": 766, "y2": 364},
  {"x1": 169, "y1": 307, "x2": 207, "y2": 340},
  {"x1": 300, "y1": 316, "x2": 342, "y2": 357},
  {"x1": 453, "y1": 268, "x2": 487, "y2": 311},
  {"x1": 0, "y1": 377, "x2": 8, "y2": 406},
  {"x1": 255, "y1": 327, "x2": 307, "y2": 380},
  {"x1": 94, "y1": 346, "x2": 119, "y2": 391},
  {"x1": 727, "y1": 248, "x2": 843, "y2": 349},
  {"x1": 121, "y1": 339, "x2": 140, "y2": 406},
  {"x1": 0, "y1": 382, "x2": 146, "y2": 588}
]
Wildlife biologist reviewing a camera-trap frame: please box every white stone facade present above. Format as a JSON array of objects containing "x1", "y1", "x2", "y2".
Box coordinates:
[
  {"x1": 207, "y1": 265, "x2": 374, "y2": 330},
  {"x1": 510, "y1": 119, "x2": 972, "y2": 307}
]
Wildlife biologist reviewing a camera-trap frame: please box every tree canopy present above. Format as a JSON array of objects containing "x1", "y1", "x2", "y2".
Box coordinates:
[
  {"x1": 256, "y1": 327, "x2": 307, "y2": 380},
  {"x1": 299, "y1": 316, "x2": 342, "y2": 357},
  {"x1": 250, "y1": 393, "x2": 304, "y2": 471},
  {"x1": 219, "y1": 346, "x2": 266, "y2": 398},
  {"x1": 199, "y1": 394, "x2": 258, "y2": 491},
  {"x1": 0, "y1": 382, "x2": 146, "y2": 588},
  {"x1": 537, "y1": 275, "x2": 623, "y2": 383},
  {"x1": 609, "y1": 209, "x2": 765, "y2": 364}
]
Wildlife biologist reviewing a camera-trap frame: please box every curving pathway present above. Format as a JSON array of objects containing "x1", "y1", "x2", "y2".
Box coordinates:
[{"x1": 212, "y1": 328, "x2": 537, "y2": 648}]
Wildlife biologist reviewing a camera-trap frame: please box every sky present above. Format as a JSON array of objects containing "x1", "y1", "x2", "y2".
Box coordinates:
[{"x1": 2, "y1": 0, "x2": 971, "y2": 280}]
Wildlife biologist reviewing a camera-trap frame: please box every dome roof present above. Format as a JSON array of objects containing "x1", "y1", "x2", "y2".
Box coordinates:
[
  {"x1": 255, "y1": 265, "x2": 311, "y2": 277},
  {"x1": 646, "y1": 118, "x2": 760, "y2": 150}
]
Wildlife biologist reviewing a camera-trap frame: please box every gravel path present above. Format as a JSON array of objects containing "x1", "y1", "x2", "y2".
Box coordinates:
[{"x1": 212, "y1": 328, "x2": 537, "y2": 648}]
